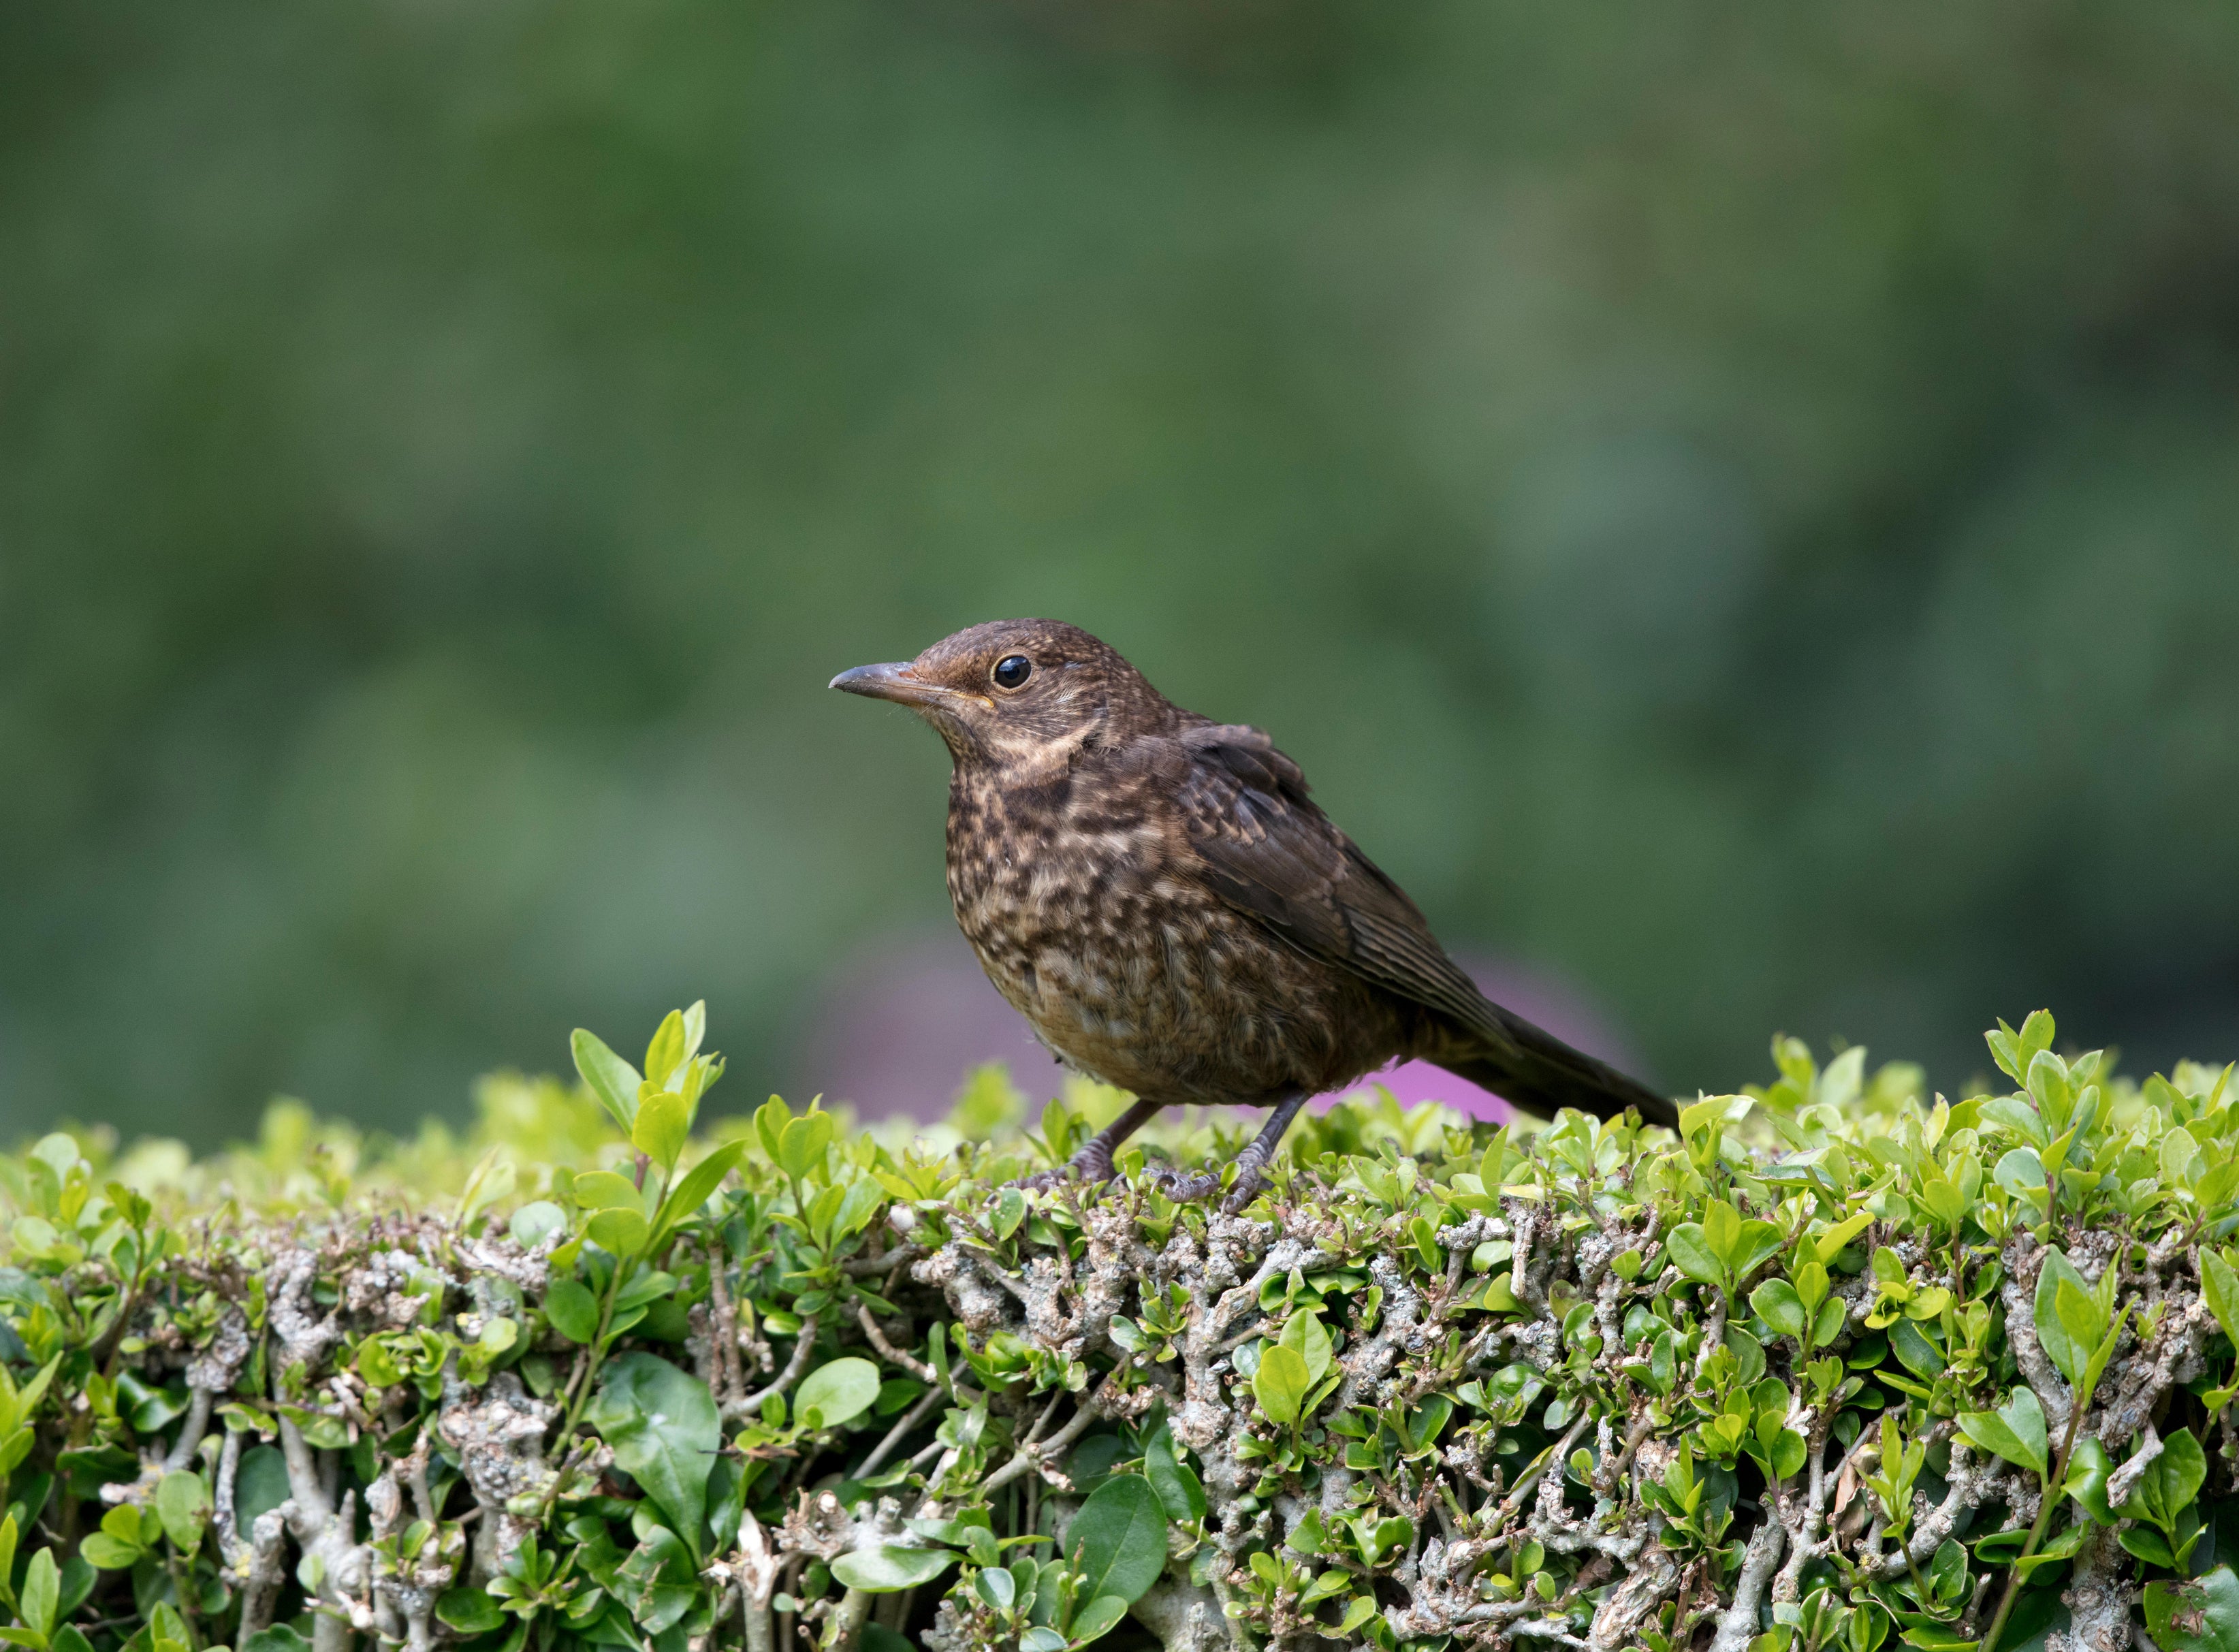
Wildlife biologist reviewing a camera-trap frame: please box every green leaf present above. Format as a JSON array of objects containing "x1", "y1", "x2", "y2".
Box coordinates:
[
  {"x1": 52, "y1": 1563, "x2": 84, "y2": 1638},
  {"x1": 1891, "y1": 1318, "x2": 1945, "y2": 1379},
  {"x1": 1815, "y1": 1209, "x2": 1874, "y2": 1263},
  {"x1": 1768, "y1": 1429, "x2": 1808, "y2": 1481},
  {"x1": 2129, "y1": 1429, "x2": 2208, "y2": 1528},
  {"x1": 1918, "y1": 1177, "x2": 1967, "y2": 1229},
  {"x1": 631, "y1": 1090, "x2": 689, "y2": 1175},
  {"x1": 2065, "y1": 1437, "x2": 2116, "y2": 1522},
  {"x1": 1702, "y1": 1201, "x2": 1741, "y2": 1265},
  {"x1": 1145, "y1": 1427, "x2": 1205, "y2": 1523},
  {"x1": 2146, "y1": 1565, "x2": 2239, "y2": 1652},
  {"x1": 1983, "y1": 1096, "x2": 2046, "y2": 1149},
  {"x1": 1791, "y1": 1260, "x2": 1830, "y2": 1313},
  {"x1": 2054, "y1": 1280, "x2": 2104, "y2": 1361},
  {"x1": 154, "y1": 1470, "x2": 208, "y2": 1551},
  {"x1": 1929, "y1": 1538, "x2": 1968, "y2": 1602},
  {"x1": 1254, "y1": 1344, "x2": 1309, "y2": 1427},
  {"x1": 1992, "y1": 1147, "x2": 2046, "y2": 1201},
  {"x1": 1974, "y1": 1529, "x2": 2031, "y2": 1564},
  {"x1": 1666, "y1": 1223, "x2": 1724, "y2": 1289},
  {"x1": 1280, "y1": 1310, "x2": 1333, "y2": 1388},
  {"x1": 1730, "y1": 1221, "x2": 1788, "y2": 1284},
  {"x1": 454, "y1": 1147, "x2": 516, "y2": 1230},
  {"x1": 778, "y1": 1114, "x2": 835, "y2": 1179},
  {"x1": 1726, "y1": 1327, "x2": 1766, "y2": 1384},
  {"x1": 831, "y1": 1545, "x2": 956, "y2": 1593},
  {"x1": 2202, "y1": 1252, "x2": 2239, "y2": 1350},
  {"x1": 234, "y1": 1446, "x2": 290, "y2": 1536},
  {"x1": 2079, "y1": 1309, "x2": 2128, "y2": 1406},
  {"x1": 21, "y1": 1547, "x2": 56, "y2": 1640},
  {"x1": 795, "y1": 1359, "x2": 880, "y2": 1431},
  {"x1": 1985, "y1": 1012, "x2": 2055, "y2": 1085},
  {"x1": 238, "y1": 1628, "x2": 311, "y2": 1652},
  {"x1": 652, "y1": 1141, "x2": 750, "y2": 1243},
  {"x1": 2026, "y1": 1048, "x2": 2071, "y2": 1124},
  {"x1": 510, "y1": 1201, "x2": 567, "y2": 1249},
  {"x1": 2033, "y1": 1251, "x2": 2091, "y2": 1386},
  {"x1": 1898, "y1": 1630, "x2": 1978, "y2": 1652},
  {"x1": 571, "y1": 1171, "x2": 642, "y2": 1212},
  {"x1": 1813, "y1": 1297, "x2": 1846, "y2": 1349},
  {"x1": 1067, "y1": 1474, "x2": 1169, "y2": 1608},
  {"x1": 2202, "y1": 1160, "x2": 2239, "y2": 1212},
  {"x1": 1751, "y1": 1280, "x2": 1808, "y2": 1341},
  {"x1": 1337, "y1": 1596, "x2": 1380, "y2": 1634},
  {"x1": 76, "y1": 1534, "x2": 142, "y2": 1572},
  {"x1": 572, "y1": 1030, "x2": 644, "y2": 1132},
  {"x1": 436, "y1": 1589, "x2": 506, "y2": 1634},
  {"x1": 1066, "y1": 1594, "x2": 1129, "y2": 1645},
  {"x1": 830, "y1": 1177, "x2": 885, "y2": 1241},
  {"x1": 1406, "y1": 1395, "x2": 1454, "y2": 1456},
  {"x1": 752, "y1": 1096, "x2": 791, "y2": 1162},
  {"x1": 644, "y1": 1009, "x2": 688, "y2": 1090},
  {"x1": 587, "y1": 1207, "x2": 650, "y2": 1257},
  {"x1": 545, "y1": 1277, "x2": 601, "y2": 1344},
  {"x1": 1956, "y1": 1388, "x2": 2047, "y2": 1478},
  {"x1": 585, "y1": 1354, "x2": 721, "y2": 1559},
  {"x1": 2123, "y1": 1527, "x2": 2180, "y2": 1569}
]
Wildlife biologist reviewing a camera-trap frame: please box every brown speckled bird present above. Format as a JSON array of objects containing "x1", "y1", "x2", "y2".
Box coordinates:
[{"x1": 832, "y1": 619, "x2": 1677, "y2": 1209}]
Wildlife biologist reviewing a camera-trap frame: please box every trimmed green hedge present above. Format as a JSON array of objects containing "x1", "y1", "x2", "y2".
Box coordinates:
[{"x1": 1, "y1": 1007, "x2": 2236, "y2": 1652}]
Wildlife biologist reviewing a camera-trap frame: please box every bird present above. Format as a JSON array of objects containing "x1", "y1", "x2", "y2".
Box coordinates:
[{"x1": 831, "y1": 619, "x2": 1678, "y2": 1210}]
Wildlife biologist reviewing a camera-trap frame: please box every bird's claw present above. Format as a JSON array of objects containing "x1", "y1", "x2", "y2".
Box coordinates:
[
  {"x1": 1149, "y1": 1164, "x2": 1267, "y2": 1214},
  {"x1": 1009, "y1": 1154, "x2": 1115, "y2": 1197}
]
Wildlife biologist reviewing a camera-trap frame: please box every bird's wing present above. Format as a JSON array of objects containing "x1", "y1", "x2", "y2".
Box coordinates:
[{"x1": 1168, "y1": 722, "x2": 1514, "y2": 1049}]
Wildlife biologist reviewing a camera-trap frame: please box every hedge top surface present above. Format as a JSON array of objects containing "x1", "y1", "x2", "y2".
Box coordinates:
[{"x1": 0, "y1": 1007, "x2": 2234, "y2": 1652}]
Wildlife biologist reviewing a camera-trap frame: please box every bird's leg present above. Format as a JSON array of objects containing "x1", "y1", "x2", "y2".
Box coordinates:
[
  {"x1": 1156, "y1": 1092, "x2": 1308, "y2": 1214},
  {"x1": 1014, "y1": 1098, "x2": 1164, "y2": 1193}
]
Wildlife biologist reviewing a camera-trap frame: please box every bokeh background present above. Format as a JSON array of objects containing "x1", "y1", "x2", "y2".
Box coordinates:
[{"x1": 7, "y1": 0, "x2": 2239, "y2": 1147}]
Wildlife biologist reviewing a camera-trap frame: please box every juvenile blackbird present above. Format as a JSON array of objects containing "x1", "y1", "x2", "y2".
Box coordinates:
[{"x1": 833, "y1": 619, "x2": 1677, "y2": 1209}]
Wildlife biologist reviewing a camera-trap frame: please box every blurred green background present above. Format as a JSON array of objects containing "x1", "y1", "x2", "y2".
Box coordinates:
[{"x1": 7, "y1": 0, "x2": 2238, "y2": 1147}]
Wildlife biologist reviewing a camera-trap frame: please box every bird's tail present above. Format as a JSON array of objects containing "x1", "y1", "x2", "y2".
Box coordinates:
[{"x1": 1432, "y1": 1008, "x2": 1679, "y2": 1129}]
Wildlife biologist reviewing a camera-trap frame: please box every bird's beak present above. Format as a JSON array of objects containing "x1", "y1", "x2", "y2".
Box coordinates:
[{"x1": 829, "y1": 661, "x2": 959, "y2": 710}]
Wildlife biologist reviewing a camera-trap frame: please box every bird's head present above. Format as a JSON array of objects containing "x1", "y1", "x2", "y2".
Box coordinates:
[{"x1": 830, "y1": 619, "x2": 1164, "y2": 770}]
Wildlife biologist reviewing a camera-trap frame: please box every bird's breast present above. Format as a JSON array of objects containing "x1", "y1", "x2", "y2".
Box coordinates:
[{"x1": 942, "y1": 769, "x2": 1403, "y2": 1104}]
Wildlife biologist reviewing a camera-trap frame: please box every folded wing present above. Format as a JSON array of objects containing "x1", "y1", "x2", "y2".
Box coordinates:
[{"x1": 1169, "y1": 722, "x2": 1677, "y2": 1126}]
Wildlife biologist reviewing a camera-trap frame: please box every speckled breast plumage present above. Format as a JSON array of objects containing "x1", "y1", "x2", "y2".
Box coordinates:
[{"x1": 943, "y1": 763, "x2": 1414, "y2": 1107}]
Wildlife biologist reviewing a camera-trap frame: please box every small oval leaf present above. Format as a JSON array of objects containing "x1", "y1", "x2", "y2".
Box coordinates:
[
  {"x1": 1068, "y1": 1473, "x2": 1169, "y2": 1608},
  {"x1": 830, "y1": 1545, "x2": 956, "y2": 1593},
  {"x1": 794, "y1": 1359, "x2": 880, "y2": 1431}
]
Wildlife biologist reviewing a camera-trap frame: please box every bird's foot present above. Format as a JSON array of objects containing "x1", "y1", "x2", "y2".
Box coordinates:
[
  {"x1": 1010, "y1": 1148, "x2": 1117, "y2": 1196},
  {"x1": 1148, "y1": 1163, "x2": 1267, "y2": 1214},
  {"x1": 1006, "y1": 1098, "x2": 1163, "y2": 1200}
]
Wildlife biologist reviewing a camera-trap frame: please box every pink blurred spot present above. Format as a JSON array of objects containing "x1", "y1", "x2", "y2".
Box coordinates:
[{"x1": 794, "y1": 928, "x2": 1642, "y2": 1126}]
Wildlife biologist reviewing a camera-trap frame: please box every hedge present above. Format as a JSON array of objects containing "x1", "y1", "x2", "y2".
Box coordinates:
[{"x1": 1, "y1": 1006, "x2": 2236, "y2": 1652}]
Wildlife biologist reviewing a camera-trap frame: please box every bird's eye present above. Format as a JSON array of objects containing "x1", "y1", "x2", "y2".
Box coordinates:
[{"x1": 991, "y1": 654, "x2": 1032, "y2": 690}]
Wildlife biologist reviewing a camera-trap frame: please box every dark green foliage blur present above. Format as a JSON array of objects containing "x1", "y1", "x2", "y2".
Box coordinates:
[{"x1": 5, "y1": 0, "x2": 2239, "y2": 1143}]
